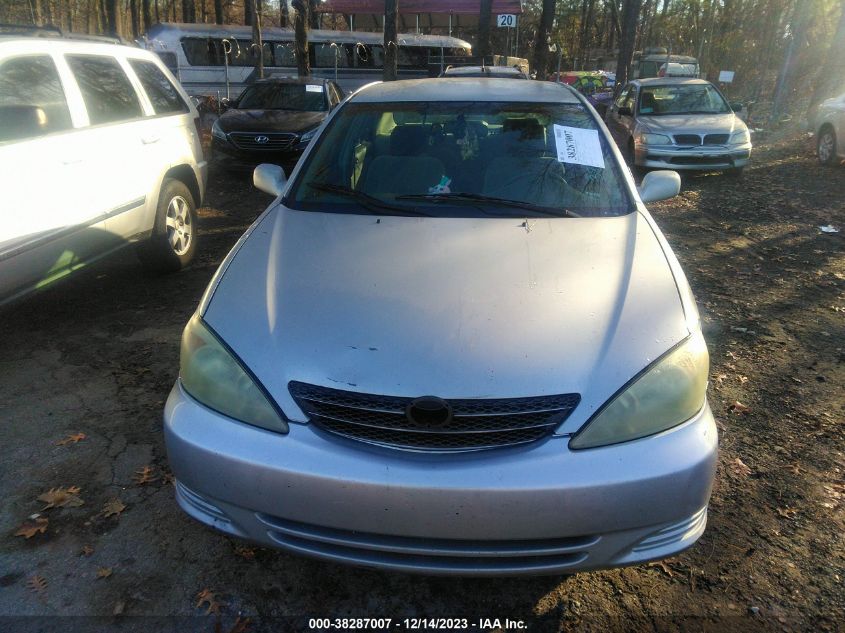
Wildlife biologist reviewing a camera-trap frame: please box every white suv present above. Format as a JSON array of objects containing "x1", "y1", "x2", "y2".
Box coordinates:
[{"x1": 0, "y1": 32, "x2": 207, "y2": 305}]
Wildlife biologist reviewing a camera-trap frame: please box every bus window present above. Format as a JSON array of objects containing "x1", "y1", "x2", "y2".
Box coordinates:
[
  {"x1": 182, "y1": 37, "x2": 224, "y2": 66},
  {"x1": 397, "y1": 46, "x2": 427, "y2": 69},
  {"x1": 272, "y1": 42, "x2": 296, "y2": 66},
  {"x1": 313, "y1": 43, "x2": 350, "y2": 68}
]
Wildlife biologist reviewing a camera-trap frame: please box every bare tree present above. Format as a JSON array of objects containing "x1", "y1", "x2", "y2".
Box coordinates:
[
  {"x1": 808, "y1": 1, "x2": 845, "y2": 120},
  {"x1": 292, "y1": 0, "x2": 310, "y2": 77},
  {"x1": 105, "y1": 0, "x2": 118, "y2": 35},
  {"x1": 280, "y1": 0, "x2": 289, "y2": 27},
  {"x1": 251, "y1": 0, "x2": 263, "y2": 80},
  {"x1": 532, "y1": 0, "x2": 557, "y2": 79},
  {"x1": 384, "y1": 0, "x2": 398, "y2": 81},
  {"x1": 477, "y1": 0, "x2": 493, "y2": 61},
  {"x1": 614, "y1": 0, "x2": 642, "y2": 90},
  {"x1": 142, "y1": 0, "x2": 153, "y2": 31},
  {"x1": 245, "y1": 0, "x2": 253, "y2": 26}
]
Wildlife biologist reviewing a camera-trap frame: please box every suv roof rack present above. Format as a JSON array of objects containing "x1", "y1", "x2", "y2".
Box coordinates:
[{"x1": 0, "y1": 23, "x2": 127, "y2": 45}]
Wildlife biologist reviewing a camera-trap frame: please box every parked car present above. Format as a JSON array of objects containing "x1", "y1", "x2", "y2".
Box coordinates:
[
  {"x1": 606, "y1": 77, "x2": 751, "y2": 176},
  {"x1": 165, "y1": 78, "x2": 717, "y2": 576},
  {"x1": 0, "y1": 30, "x2": 206, "y2": 305},
  {"x1": 440, "y1": 65, "x2": 528, "y2": 79},
  {"x1": 814, "y1": 90, "x2": 845, "y2": 166},
  {"x1": 210, "y1": 77, "x2": 344, "y2": 170}
]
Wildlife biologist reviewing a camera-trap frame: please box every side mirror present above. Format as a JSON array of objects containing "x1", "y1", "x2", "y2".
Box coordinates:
[
  {"x1": 618, "y1": 106, "x2": 633, "y2": 117},
  {"x1": 0, "y1": 105, "x2": 49, "y2": 141},
  {"x1": 637, "y1": 170, "x2": 681, "y2": 203},
  {"x1": 253, "y1": 163, "x2": 287, "y2": 197},
  {"x1": 220, "y1": 97, "x2": 234, "y2": 112},
  {"x1": 731, "y1": 102, "x2": 743, "y2": 112}
]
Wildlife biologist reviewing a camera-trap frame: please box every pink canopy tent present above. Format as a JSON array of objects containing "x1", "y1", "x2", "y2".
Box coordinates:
[{"x1": 315, "y1": 1, "x2": 522, "y2": 14}]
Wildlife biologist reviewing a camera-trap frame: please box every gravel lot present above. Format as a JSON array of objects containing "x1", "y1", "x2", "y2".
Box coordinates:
[{"x1": 1, "y1": 136, "x2": 843, "y2": 633}]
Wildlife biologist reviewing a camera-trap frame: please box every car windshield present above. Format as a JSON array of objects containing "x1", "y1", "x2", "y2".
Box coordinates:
[
  {"x1": 287, "y1": 101, "x2": 632, "y2": 217},
  {"x1": 237, "y1": 83, "x2": 326, "y2": 111},
  {"x1": 638, "y1": 84, "x2": 730, "y2": 115}
]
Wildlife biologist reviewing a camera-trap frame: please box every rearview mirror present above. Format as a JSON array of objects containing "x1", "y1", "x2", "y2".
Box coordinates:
[
  {"x1": 637, "y1": 170, "x2": 681, "y2": 203},
  {"x1": 731, "y1": 102, "x2": 743, "y2": 112},
  {"x1": 253, "y1": 163, "x2": 287, "y2": 197}
]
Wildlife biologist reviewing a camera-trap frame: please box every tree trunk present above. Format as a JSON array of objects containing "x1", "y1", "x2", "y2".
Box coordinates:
[
  {"x1": 142, "y1": 0, "x2": 152, "y2": 30},
  {"x1": 293, "y1": 0, "x2": 310, "y2": 77},
  {"x1": 309, "y1": 0, "x2": 320, "y2": 29},
  {"x1": 614, "y1": 0, "x2": 642, "y2": 90},
  {"x1": 130, "y1": 0, "x2": 139, "y2": 36},
  {"x1": 771, "y1": 1, "x2": 813, "y2": 124},
  {"x1": 384, "y1": 0, "x2": 398, "y2": 81},
  {"x1": 105, "y1": 0, "x2": 118, "y2": 35},
  {"x1": 245, "y1": 0, "x2": 253, "y2": 25},
  {"x1": 532, "y1": 0, "x2": 556, "y2": 79},
  {"x1": 280, "y1": 0, "x2": 288, "y2": 27},
  {"x1": 183, "y1": 0, "x2": 196, "y2": 22},
  {"x1": 33, "y1": 0, "x2": 43, "y2": 25},
  {"x1": 808, "y1": 1, "x2": 845, "y2": 121},
  {"x1": 214, "y1": 0, "x2": 223, "y2": 24},
  {"x1": 251, "y1": 0, "x2": 263, "y2": 79},
  {"x1": 476, "y1": 0, "x2": 493, "y2": 61}
]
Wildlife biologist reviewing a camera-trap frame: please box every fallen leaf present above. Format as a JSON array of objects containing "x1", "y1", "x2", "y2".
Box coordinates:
[
  {"x1": 56, "y1": 432, "x2": 86, "y2": 445},
  {"x1": 728, "y1": 401, "x2": 751, "y2": 414},
  {"x1": 96, "y1": 567, "x2": 112, "y2": 579},
  {"x1": 196, "y1": 588, "x2": 225, "y2": 615},
  {"x1": 714, "y1": 373, "x2": 728, "y2": 387},
  {"x1": 729, "y1": 458, "x2": 752, "y2": 478},
  {"x1": 161, "y1": 472, "x2": 175, "y2": 485},
  {"x1": 113, "y1": 600, "x2": 125, "y2": 616},
  {"x1": 777, "y1": 507, "x2": 798, "y2": 519},
  {"x1": 81, "y1": 545, "x2": 94, "y2": 557},
  {"x1": 234, "y1": 546, "x2": 256, "y2": 560},
  {"x1": 737, "y1": 375, "x2": 749, "y2": 384},
  {"x1": 132, "y1": 466, "x2": 158, "y2": 486},
  {"x1": 38, "y1": 487, "x2": 84, "y2": 510},
  {"x1": 228, "y1": 617, "x2": 252, "y2": 633},
  {"x1": 647, "y1": 561, "x2": 675, "y2": 577},
  {"x1": 14, "y1": 517, "x2": 48, "y2": 539},
  {"x1": 26, "y1": 575, "x2": 47, "y2": 593},
  {"x1": 102, "y1": 499, "x2": 126, "y2": 518}
]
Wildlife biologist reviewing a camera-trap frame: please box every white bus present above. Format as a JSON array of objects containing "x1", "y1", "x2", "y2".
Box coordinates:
[{"x1": 141, "y1": 22, "x2": 472, "y2": 98}]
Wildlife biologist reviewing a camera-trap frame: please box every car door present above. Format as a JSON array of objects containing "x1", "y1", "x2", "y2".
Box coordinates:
[
  {"x1": 61, "y1": 53, "x2": 151, "y2": 244},
  {"x1": 606, "y1": 84, "x2": 633, "y2": 146},
  {"x1": 0, "y1": 51, "x2": 107, "y2": 302}
]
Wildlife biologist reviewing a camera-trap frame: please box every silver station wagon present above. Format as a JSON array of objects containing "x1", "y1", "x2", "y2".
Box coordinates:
[{"x1": 164, "y1": 78, "x2": 718, "y2": 576}]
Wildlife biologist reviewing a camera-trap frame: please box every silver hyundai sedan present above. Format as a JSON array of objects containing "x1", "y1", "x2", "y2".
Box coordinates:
[{"x1": 164, "y1": 78, "x2": 718, "y2": 576}]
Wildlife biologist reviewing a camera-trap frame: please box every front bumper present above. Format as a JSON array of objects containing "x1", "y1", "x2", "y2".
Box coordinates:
[
  {"x1": 635, "y1": 143, "x2": 751, "y2": 170},
  {"x1": 164, "y1": 381, "x2": 718, "y2": 576}
]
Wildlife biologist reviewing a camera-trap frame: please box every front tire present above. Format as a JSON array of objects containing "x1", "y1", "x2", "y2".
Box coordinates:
[
  {"x1": 818, "y1": 127, "x2": 838, "y2": 166},
  {"x1": 137, "y1": 178, "x2": 197, "y2": 273}
]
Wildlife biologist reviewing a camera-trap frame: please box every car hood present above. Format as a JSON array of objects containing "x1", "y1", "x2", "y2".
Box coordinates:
[
  {"x1": 639, "y1": 112, "x2": 742, "y2": 135},
  {"x1": 203, "y1": 208, "x2": 691, "y2": 433},
  {"x1": 218, "y1": 109, "x2": 326, "y2": 134}
]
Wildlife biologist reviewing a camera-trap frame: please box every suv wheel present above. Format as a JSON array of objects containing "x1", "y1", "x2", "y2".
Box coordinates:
[
  {"x1": 137, "y1": 178, "x2": 197, "y2": 273},
  {"x1": 818, "y1": 127, "x2": 838, "y2": 165}
]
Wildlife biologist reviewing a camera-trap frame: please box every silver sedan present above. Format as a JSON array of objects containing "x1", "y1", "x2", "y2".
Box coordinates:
[
  {"x1": 164, "y1": 78, "x2": 717, "y2": 576},
  {"x1": 606, "y1": 77, "x2": 751, "y2": 175}
]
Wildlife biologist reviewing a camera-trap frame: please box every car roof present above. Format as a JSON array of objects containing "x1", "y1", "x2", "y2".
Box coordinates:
[
  {"x1": 444, "y1": 66, "x2": 525, "y2": 76},
  {"x1": 633, "y1": 77, "x2": 710, "y2": 86},
  {"x1": 353, "y1": 78, "x2": 581, "y2": 104},
  {"x1": 251, "y1": 76, "x2": 332, "y2": 85}
]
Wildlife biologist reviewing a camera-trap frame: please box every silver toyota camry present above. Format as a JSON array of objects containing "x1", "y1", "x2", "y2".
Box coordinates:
[{"x1": 164, "y1": 78, "x2": 718, "y2": 576}]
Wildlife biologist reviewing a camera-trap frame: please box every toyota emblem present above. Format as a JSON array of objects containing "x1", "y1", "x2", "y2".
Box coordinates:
[
  {"x1": 406, "y1": 396, "x2": 453, "y2": 429},
  {"x1": 255, "y1": 135, "x2": 270, "y2": 144}
]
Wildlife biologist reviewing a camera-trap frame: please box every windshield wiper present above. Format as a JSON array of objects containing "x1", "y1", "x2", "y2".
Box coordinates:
[
  {"x1": 308, "y1": 183, "x2": 430, "y2": 216},
  {"x1": 395, "y1": 192, "x2": 578, "y2": 218}
]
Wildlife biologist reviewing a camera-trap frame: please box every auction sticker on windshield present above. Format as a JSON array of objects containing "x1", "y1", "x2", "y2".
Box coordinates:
[
  {"x1": 553, "y1": 124, "x2": 605, "y2": 169},
  {"x1": 306, "y1": 84, "x2": 324, "y2": 92}
]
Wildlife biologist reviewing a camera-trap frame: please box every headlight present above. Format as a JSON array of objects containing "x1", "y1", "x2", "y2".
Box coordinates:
[
  {"x1": 299, "y1": 126, "x2": 319, "y2": 143},
  {"x1": 636, "y1": 132, "x2": 672, "y2": 145},
  {"x1": 211, "y1": 119, "x2": 227, "y2": 141},
  {"x1": 180, "y1": 314, "x2": 288, "y2": 433},
  {"x1": 570, "y1": 331, "x2": 709, "y2": 449},
  {"x1": 730, "y1": 128, "x2": 750, "y2": 145}
]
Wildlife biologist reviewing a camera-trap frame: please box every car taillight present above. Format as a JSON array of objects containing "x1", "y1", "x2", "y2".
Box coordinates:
[{"x1": 193, "y1": 116, "x2": 207, "y2": 158}]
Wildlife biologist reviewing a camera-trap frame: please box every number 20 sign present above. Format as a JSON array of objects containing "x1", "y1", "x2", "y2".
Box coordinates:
[{"x1": 497, "y1": 14, "x2": 517, "y2": 28}]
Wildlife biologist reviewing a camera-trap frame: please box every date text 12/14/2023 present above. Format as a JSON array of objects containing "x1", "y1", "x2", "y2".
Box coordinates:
[{"x1": 308, "y1": 618, "x2": 528, "y2": 630}]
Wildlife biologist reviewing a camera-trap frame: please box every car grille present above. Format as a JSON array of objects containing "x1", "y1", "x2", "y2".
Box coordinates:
[
  {"x1": 672, "y1": 133, "x2": 730, "y2": 146},
  {"x1": 228, "y1": 131, "x2": 297, "y2": 151},
  {"x1": 673, "y1": 134, "x2": 702, "y2": 146},
  {"x1": 669, "y1": 156, "x2": 729, "y2": 165},
  {"x1": 288, "y1": 381, "x2": 580, "y2": 452}
]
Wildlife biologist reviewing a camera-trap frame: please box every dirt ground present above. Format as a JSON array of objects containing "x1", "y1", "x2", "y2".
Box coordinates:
[{"x1": 0, "y1": 135, "x2": 843, "y2": 633}]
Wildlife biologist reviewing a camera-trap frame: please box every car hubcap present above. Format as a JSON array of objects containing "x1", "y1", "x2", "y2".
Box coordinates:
[
  {"x1": 819, "y1": 133, "x2": 835, "y2": 162},
  {"x1": 165, "y1": 196, "x2": 192, "y2": 256}
]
